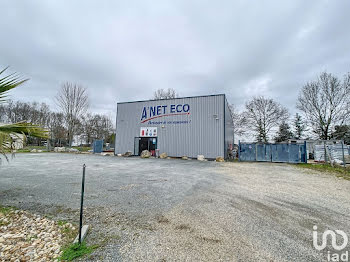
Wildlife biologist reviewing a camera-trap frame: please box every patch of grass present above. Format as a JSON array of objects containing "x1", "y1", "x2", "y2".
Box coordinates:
[
  {"x1": 0, "y1": 206, "x2": 16, "y2": 227},
  {"x1": 14, "y1": 145, "x2": 91, "y2": 153},
  {"x1": 26, "y1": 235, "x2": 38, "y2": 241},
  {"x1": 15, "y1": 148, "x2": 31, "y2": 153},
  {"x1": 27, "y1": 145, "x2": 47, "y2": 149},
  {"x1": 61, "y1": 226, "x2": 76, "y2": 241},
  {"x1": 59, "y1": 242, "x2": 97, "y2": 261},
  {"x1": 57, "y1": 220, "x2": 68, "y2": 226},
  {"x1": 44, "y1": 214, "x2": 54, "y2": 219},
  {"x1": 56, "y1": 219, "x2": 78, "y2": 247},
  {"x1": 297, "y1": 163, "x2": 350, "y2": 180},
  {"x1": 16, "y1": 146, "x2": 47, "y2": 153},
  {"x1": 72, "y1": 146, "x2": 91, "y2": 152},
  {"x1": 0, "y1": 206, "x2": 15, "y2": 215}
]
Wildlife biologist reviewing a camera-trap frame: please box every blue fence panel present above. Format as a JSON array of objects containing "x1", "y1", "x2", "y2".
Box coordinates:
[
  {"x1": 256, "y1": 144, "x2": 271, "y2": 162},
  {"x1": 239, "y1": 143, "x2": 256, "y2": 161},
  {"x1": 93, "y1": 139, "x2": 104, "y2": 153},
  {"x1": 298, "y1": 144, "x2": 306, "y2": 163},
  {"x1": 272, "y1": 144, "x2": 289, "y2": 162},
  {"x1": 239, "y1": 142, "x2": 306, "y2": 163},
  {"x1": 288, "y1": 144, "x2": 301, "y2": 163}
]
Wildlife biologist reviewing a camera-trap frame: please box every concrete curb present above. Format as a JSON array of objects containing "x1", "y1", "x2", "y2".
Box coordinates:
[{"x1": 73, "y1": 225, "x2": 89, "y2": 244}]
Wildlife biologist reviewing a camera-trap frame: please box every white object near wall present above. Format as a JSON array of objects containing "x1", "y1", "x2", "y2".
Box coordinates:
[
  {"x1": 314, "y1": 144, "x2": 349, "y2": 162},
  {"x1": 140, "y1": 127, "x2": 157, "y2": 137}
]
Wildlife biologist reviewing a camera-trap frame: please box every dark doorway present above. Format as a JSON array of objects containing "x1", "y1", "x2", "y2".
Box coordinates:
[
  {"x1": 139, "y1": 138, "x2": 149, "y2": 154},
  {"x1": 136, "y1": 137, "x2": 157, "y2": 156}
]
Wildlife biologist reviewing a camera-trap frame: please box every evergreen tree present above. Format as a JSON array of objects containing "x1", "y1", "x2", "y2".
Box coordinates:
[
  {"x1": 293, "y1": 113, "x2": 306, "y2": 139},
  {"x1": 331, "y1": 125, "x2": 350, "y2": 144},
  {"x1": 274, "y1": 122, "x2": 293, "y2": 142}
]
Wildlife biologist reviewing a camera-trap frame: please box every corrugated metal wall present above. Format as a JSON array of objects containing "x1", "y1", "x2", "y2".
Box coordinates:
[{"x1": 115, "y1": 95, "x2": 227, "y2": 159}]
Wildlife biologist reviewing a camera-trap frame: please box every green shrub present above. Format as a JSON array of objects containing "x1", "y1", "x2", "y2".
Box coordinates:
[{"x1": 297, "y1": 163, "x2": 350, "y2": 180}]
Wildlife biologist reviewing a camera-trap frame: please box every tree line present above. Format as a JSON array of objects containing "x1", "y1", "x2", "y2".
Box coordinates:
[
  {"x1": 232, "y1": 72, "x2": 350, "y2": 144},
  {"x1": 0, "y1": 67, "x2": 47, "y2": 159},
  {"x1": 154, "y1": 72, "x2": 350, "y2": 144},
  {"x1": 2, "y1": 71, "x2": 349, "y2": 148},
  {"x1": 0, "y1": 82, "x2": 114, "y2": 147}
]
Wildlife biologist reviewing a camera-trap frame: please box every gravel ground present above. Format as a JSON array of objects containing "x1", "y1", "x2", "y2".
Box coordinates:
[
  {"x1": 1, "y1": 153, "x2": 350, "y2": 261},
  {"x1": 0, "y1": 208, "x2": 75, "y2": 261}
]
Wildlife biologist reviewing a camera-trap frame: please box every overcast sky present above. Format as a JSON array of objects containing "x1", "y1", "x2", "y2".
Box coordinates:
[{"x1": 1, "y1": 0, "x2": 349, "y2": 118}]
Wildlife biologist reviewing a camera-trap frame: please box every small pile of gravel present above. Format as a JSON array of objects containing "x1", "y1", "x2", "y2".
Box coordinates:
[{"x1": 0, "y1": 208, "x2": 75, "y2": 261}]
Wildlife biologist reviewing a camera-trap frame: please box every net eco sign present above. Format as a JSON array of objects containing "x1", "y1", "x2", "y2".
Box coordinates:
[{"x1": 140, "y1": 104, "x2": 190, "y2": 123}]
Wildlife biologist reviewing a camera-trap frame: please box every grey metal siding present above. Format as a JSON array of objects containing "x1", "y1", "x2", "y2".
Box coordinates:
[
  {"x1": 224, "y1": 97, "x2": 234, "y2": 158},
  {"x1": 115, "y1": 95, "x2": 226, "y2": 158}
]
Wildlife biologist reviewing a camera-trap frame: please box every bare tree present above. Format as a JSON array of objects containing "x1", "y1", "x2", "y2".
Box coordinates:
[
  {"x1": 243, "y1": 96, "x2": 289, "y2": 142},
  {"x1": 0, "y1": 104, "x2": 5, "y2": 123},
  {"x1": 229, "y1": 104, "x2": 246, "y2": 136},
  {"x1": 81, "y1": 113, "x2": 114, "y2": 145},
  {"x1": 153, "y1": 88, "x2": 178, "y2": 100},
  {"x1": 0, "y1": 100, "x2": 52, "y2": 145},
  {"x1": 297, "y1": 72, "x2": 350, "y2": 140},
  {"x1": 1, "y1": 95, "x2": 115, "y2": 148},
  {"x1": 48, "y1": 112, "x2": 66, "y2": 146},
  {"x1": 55, "y1": 82, "x2": 89, "y2": 147}
]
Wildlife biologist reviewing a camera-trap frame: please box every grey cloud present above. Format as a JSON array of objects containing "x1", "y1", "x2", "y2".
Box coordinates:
[{"x1": 0, "y1": 0, "x2": 349, "y2": 117}]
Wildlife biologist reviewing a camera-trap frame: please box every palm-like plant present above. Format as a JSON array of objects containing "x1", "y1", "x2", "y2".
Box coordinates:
[{"x1": 0, "y1": 67, "x2": 48, "y2": 160}]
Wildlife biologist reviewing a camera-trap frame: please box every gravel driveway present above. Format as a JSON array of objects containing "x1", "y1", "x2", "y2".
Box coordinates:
[{"x1": 1, "y1": 153, "x2": 350, "y2": 261}]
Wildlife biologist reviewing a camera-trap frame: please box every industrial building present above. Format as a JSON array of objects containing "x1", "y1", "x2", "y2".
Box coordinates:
[{"x1": 115, "y1": 94, "x2": 234, "y2": 159}]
